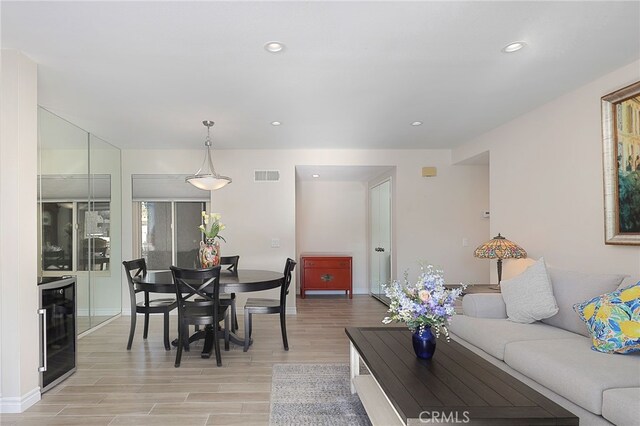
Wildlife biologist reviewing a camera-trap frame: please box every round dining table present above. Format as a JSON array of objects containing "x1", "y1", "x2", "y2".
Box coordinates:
[
  {"x1": 134, "y1": 269, "x2": 284, "y2": 294},
  {"x1": 133, "y1": 269, "x2": 284, "y2": 356}
]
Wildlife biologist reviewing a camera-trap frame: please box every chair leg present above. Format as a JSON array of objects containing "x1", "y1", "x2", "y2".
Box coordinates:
[
  {"x1": 175, "y1": 321, "x2": 183, "y2": 368},
  {"x1": 231, "y1": 299, "x2": 238, "y2": 332},
  {"x1": 224, "y1": 311, "x2": 230, "y2": 351},
  {"x1": 243, "y1": 310, "x2": 251, "y2": 352},
  {"x1": 143, "y1": 312, "x2": 150, "y2": 339},
  {"x1": 280, "y1": 310, "x2": 289, "y2": 351},
  {"x1": 183, "y1": 323, "x2": 190, "y2": 352},
  {"x1": 127, "y1": 311, "x2": 137, "y2": 350},
  {"x1": 163, "y1": 311, "x2": 171, "y2": 351},
  {"x1": 213, "y1": 321, "x2": 222, "y2": 367}
]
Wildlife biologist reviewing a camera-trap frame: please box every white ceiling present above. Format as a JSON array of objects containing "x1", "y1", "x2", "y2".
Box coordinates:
[{"x1": 2, "y1": 1, "x2": 639, "y2": 151}]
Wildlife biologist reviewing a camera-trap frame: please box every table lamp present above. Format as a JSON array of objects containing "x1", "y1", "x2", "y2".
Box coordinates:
[{"x1": 474, "y1": 233, "x2": 527, "y2": 285}]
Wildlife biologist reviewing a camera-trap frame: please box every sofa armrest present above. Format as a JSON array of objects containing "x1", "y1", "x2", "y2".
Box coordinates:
[{"x1": 462, "y1": 293, "x2": 507, "y2": 319}]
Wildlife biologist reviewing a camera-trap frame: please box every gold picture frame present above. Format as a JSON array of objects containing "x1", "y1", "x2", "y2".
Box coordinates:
[{"x1": 602, "y1": 81, "x2": 640, "y2": 245}]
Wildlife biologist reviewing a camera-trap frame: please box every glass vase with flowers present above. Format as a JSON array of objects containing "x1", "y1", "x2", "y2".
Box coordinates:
[
  {"x1": 197, "y1": 212, "x2": 226, "y2": 268},
  {"x1": 382, "y1": 264, "x2": 466, "y2": 359}
]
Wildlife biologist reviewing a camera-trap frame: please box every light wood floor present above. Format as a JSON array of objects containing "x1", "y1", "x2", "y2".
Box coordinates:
[{"x1": 1, "y1": 295, "x2": 390, "y2": 426}]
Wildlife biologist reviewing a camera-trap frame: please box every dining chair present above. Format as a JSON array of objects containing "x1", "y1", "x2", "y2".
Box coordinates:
[
  {"x1": 243, "y1": 258, "x2": 296, "y2": 352},
  {"x1": 170, "y1": 266, "x2": 229, "y2": 367},
  {"x1": 219, "y1": 255, "x2": 240, "y2": 331},
  {"x1": 123, "y1": 259, "x2": 177, "y2": 351}
]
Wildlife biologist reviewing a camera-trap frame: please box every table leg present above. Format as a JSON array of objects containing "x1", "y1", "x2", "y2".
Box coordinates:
[
  {"x1": 350, "y1": 341, "x2": 360, "y2": 394},
  {"x1": 173, "y1": 327, "x2": 254, "y2": 358}
]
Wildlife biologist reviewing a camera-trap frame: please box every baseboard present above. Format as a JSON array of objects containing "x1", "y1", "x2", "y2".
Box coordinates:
[
  {"x1": 78, "y1": 314, "x2": 121, "y2": 339},
  {"x1": 77, "y1": 308, "x2": 121, "y2": 316},
  {"x1": 0, "y1": 387, "x2": 40, "y2": 413},
  {"x1": 299, "y1": 289, "x2": 369, "y2": 296}
]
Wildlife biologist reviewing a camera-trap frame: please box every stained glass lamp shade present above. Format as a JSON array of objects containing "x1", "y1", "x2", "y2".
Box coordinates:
[{"x1": 474, "y1": 233, "x2": 527, "y2": 283}]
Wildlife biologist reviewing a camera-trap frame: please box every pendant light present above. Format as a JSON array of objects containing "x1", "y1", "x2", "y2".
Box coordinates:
[{"x1": 185, "y1": 120, "x2": 232, "y2": 191}]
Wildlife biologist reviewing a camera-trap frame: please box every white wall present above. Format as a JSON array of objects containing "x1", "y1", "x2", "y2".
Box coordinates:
[
  {"x1": 121, "y1": 148, "x2": 490, "y2": 315},
  {"x1": 0, "y1": 50, "x2": 40, "y2": 412},
  {"x1": 296, "y1": 180, "x2": 368, "y2": 294},
  {"x1": 454, "y1": 60, "x2": 640, "y2": 285}
]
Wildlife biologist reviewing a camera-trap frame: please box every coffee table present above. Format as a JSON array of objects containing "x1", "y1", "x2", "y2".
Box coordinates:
[{"x1": 346, "y1": 327, "x2": 578, "y2": 426}]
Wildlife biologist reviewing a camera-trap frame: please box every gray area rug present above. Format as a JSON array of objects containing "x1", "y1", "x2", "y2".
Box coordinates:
[{"x1": 269, "y1": 363, "x2": 372, "y2": 426}]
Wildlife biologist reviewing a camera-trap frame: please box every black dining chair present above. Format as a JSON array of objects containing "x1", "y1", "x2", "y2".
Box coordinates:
[
  {"x1": 170, "y1": 266, "x2": 229, "y2": 367},
  {"x1": 243, "y1": 258, "x2": 296, "y2": 352},
  {"x1": 123, "y1": 259, "x2": 177, "y2": 351},
  {"x1": 219, "y1": 255, "x2": 240, "y2": 331}
]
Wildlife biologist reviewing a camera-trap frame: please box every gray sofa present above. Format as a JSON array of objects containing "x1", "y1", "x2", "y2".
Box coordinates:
[{"x1": 449, "y1": 268, "x2": 640, "y2": 426}]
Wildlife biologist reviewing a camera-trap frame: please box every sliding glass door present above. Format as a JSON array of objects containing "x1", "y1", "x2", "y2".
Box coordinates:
[{"x1": 138, "y1": 201, "x2": 206, "y2": 270}]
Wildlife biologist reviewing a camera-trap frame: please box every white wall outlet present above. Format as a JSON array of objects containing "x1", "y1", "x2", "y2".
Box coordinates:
[
  {"x1": 271, "y1": 238, "x2": 280, "y2": 248},
  {"x1": 482, "y1": 211, "x2": 490, "y2": 218},
  {"x1": 462, "y1": 237, "x2": 469, "y2": 247}
]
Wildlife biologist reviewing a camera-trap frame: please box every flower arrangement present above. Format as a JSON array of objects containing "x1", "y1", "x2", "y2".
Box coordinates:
[
  {"x1": 382, "y1": 264, "x2": 466, "y2": 340},
  {"x1": 198, "y1": 211, "x2": 226, "y2": 242}
]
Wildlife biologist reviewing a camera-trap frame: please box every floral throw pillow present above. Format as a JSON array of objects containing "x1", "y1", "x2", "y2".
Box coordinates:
[{"x1": 573, "y1": 283, "x2": 640, "y2": 354}]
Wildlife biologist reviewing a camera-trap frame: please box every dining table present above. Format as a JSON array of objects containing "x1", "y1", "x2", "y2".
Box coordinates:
[{"x1": 133, "y1": 268, "x2": 284, "y2": 357}]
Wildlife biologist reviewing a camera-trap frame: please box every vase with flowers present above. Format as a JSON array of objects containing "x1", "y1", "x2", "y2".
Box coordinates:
[
  {"x1": 198, "y1": 212, "x2": 226, "y2": 268},
  {"x1": 382, "y1": 264, "x2": 466, "y2": 359}
]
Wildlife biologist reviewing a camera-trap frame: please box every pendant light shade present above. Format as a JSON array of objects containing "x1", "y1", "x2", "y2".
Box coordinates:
[{"x1": 185, "y1": 120, "x2": 232, "y2": 191}]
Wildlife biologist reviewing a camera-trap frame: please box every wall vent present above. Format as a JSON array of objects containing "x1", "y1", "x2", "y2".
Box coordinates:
[{"x1": 254, "y1": 170, "x2": 280, "y2": 182}]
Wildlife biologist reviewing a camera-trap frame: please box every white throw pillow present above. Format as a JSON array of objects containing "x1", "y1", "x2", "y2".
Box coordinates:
[{"x1": 500, "y1": 258, "x2": 559, "y2": 324}]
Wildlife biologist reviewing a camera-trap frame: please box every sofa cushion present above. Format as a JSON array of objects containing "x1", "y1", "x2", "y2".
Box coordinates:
[
  {"x1": 574, "y1": 282, "x2": 640, "y2": 354},
  {"x1": 448, "y1": 315, "x2": 579, "y2": 360},
  {"x1": 542, "y1": 268, "x2": 626, "y2": 336},
  {"x1": 501, "y1": 258, "x2": 558, "y2": 323},
  {"x1": 601, "y1": 387, "x2": 640, "y2": 426},
  {"x1": 462, "y1": 293, "x2": 507, "y2": 319},
  {"x1": 503, "y1": 338, "x2": 640, "y2": 415}
]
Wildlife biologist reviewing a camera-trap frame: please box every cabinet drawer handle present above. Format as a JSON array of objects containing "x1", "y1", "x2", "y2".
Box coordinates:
[
  {"x1": 320, "y1": 274, "x2": 334, "y2": 282},
  {"x1": 39, "y1": 308, "x2": 47, "y2": 373}
]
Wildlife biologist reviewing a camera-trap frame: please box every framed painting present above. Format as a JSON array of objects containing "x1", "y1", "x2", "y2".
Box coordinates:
[{"x1": 602, "y1": 81, "x2": 640, "y2": 245}]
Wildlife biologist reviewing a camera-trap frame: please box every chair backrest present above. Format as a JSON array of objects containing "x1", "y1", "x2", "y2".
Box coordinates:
[
  {"x1": 123, "y1": 258, "x2": 147, "y2": 299},
  {"x1": 280, "y1": 258, "x2": 297, "y2": 307},
  {"x1": 219, "y1": 255, "x2": 240, "y2": 272},
  {"x1": 170, "y1": 266, "x2": 222, "y2": 314}
]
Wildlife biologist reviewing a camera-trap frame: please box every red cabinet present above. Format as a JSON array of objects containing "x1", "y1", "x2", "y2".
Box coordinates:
[{"x1": 300, "y1": 255, "x2": 352, "y2": 298}]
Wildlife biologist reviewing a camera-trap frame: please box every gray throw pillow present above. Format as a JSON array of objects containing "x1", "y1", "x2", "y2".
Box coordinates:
[
  {"x1": 500, "y1": 258, "x2": 559, "y2": 324},
  {"x1": 541, "y1": 268, "x2": 626, "y2": 336}
]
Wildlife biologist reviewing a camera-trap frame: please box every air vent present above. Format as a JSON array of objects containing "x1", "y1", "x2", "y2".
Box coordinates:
[{"x1": 254, "y1": 170, "x2": 280, "y2": 182}]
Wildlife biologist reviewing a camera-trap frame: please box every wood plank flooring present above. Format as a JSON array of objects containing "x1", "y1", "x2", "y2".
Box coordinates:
[{"x1": 1, "y1": 295, "x2": 389, "y2": 426}]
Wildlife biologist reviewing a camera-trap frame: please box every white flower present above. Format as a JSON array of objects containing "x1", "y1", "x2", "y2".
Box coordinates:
[{"x1": 418, "y1": 290, "x2": 430, "y2": 302}]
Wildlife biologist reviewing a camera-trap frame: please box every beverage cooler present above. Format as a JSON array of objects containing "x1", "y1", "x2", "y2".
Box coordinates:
[{"x1": 38, "y1": 276, "x2": 77, "y2": 393}]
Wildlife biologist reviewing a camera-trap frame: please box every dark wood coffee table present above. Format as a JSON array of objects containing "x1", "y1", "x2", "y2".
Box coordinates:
[{"x1": 346, "y1": 327, "x2": 578, "y2": 426}]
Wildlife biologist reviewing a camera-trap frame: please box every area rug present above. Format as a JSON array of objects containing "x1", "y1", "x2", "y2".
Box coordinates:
[{"x1": 269, "y1": 363, "x2": 372, "y2": 426}]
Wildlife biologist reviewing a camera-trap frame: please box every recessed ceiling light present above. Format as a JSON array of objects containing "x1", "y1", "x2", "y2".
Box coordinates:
[
  {"x1": 502, "y1": 41, "x2": 526, "y2": 53},
  {"x1": 312, "y1": 174, "x2": 320, "y2": 178},
  {"x1": 411, "y1": 121, "x2": 423, "y2": 126},
  {"x1": 271, "y1": 121, "x2": 282, "y2": 126},
  {"x1": 264, "y1": 41, "x2": 285, "y2": 53}
]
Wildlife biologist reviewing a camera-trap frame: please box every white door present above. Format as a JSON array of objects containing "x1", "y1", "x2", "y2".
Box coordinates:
[{"x1": 369, "y1": 179, "x2": 392, "y2": 301}]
